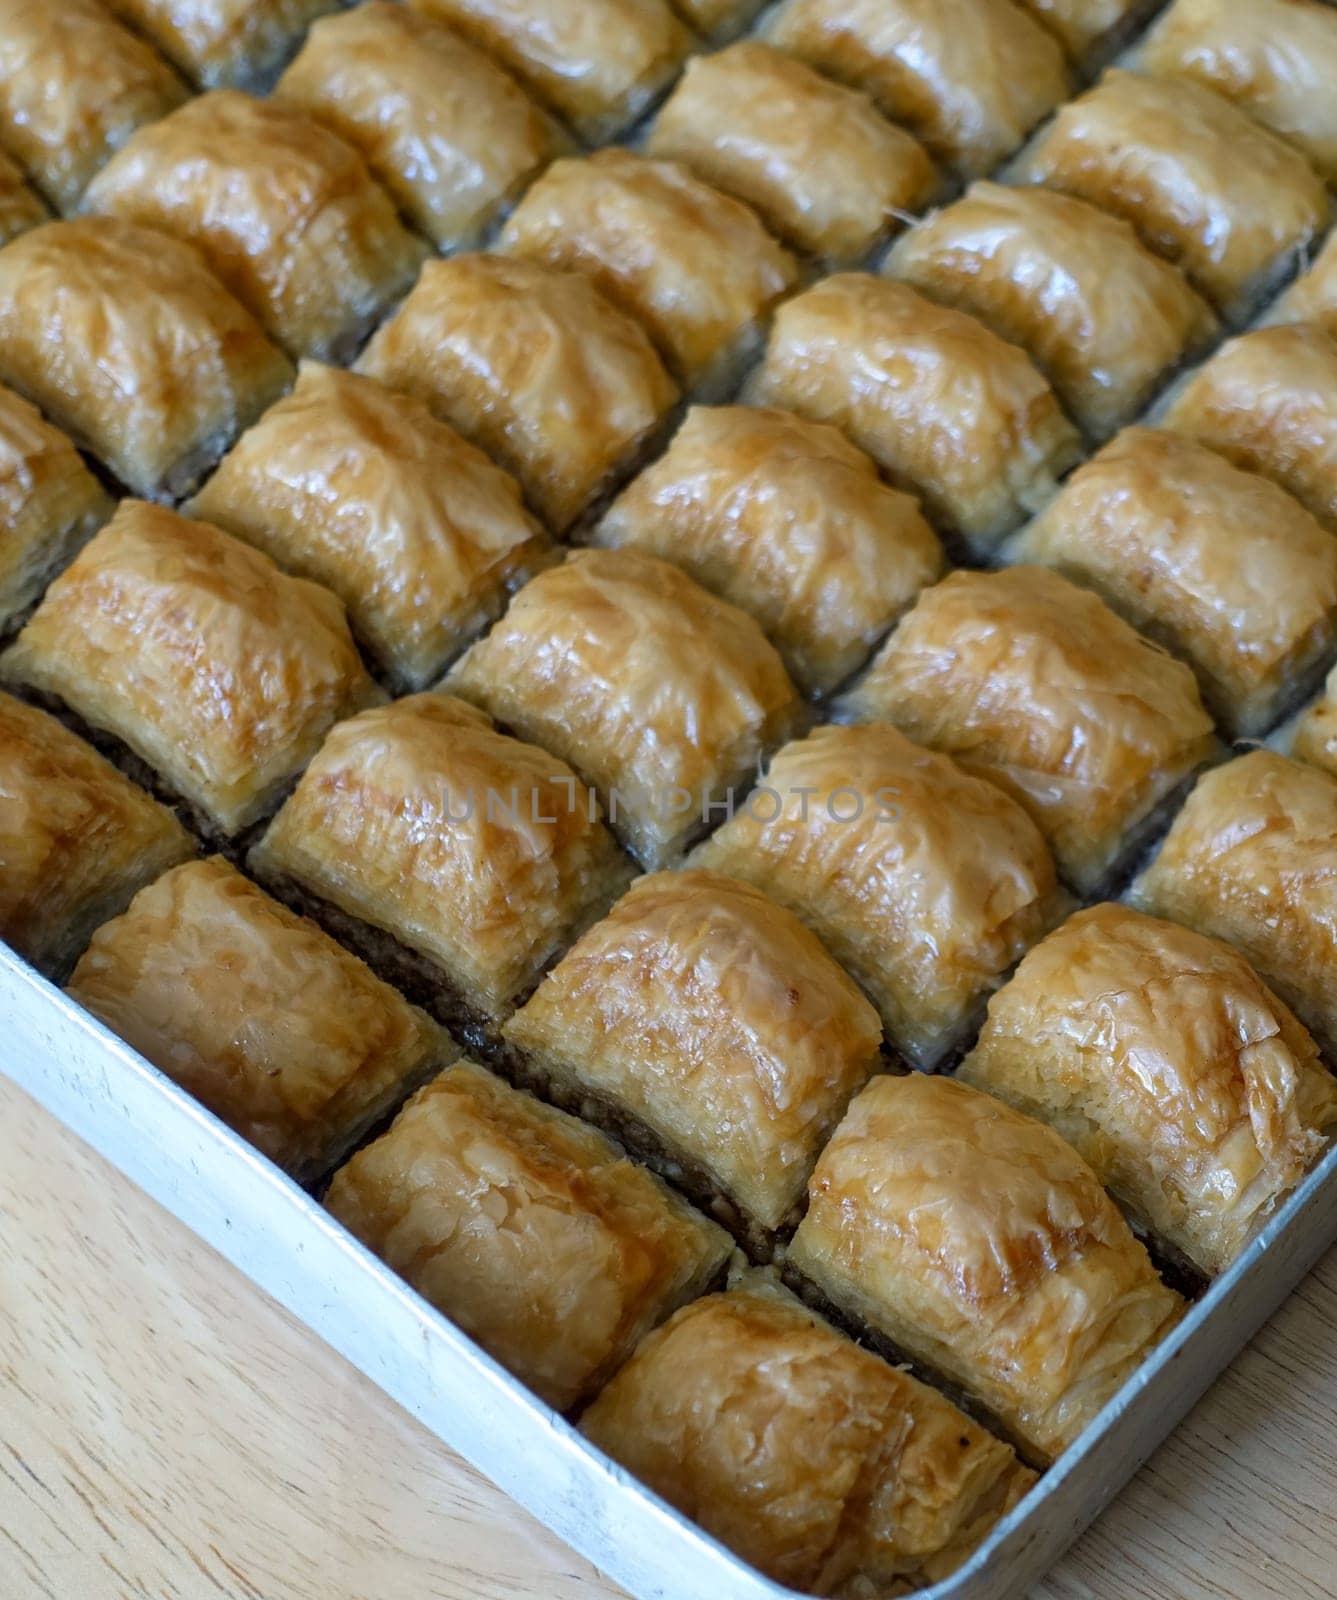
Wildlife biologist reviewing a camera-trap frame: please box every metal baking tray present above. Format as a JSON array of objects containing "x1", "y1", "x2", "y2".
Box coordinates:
[{"x1": 7, "y1": 935, "x2": 1337, "y2": 1600}]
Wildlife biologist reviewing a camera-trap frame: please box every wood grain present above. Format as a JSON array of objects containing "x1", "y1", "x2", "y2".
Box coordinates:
[{"x1": 1, "y1": 1069, "x2": 1334, "y2": 1600}]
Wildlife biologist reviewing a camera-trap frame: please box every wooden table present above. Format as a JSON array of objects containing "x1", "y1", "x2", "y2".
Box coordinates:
[{"x1": 2, "y1": 1071, "x2": 1335, "y2": 1600}]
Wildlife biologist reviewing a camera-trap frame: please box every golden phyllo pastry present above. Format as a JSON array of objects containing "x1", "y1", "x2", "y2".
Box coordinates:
[
  {"x1": 1014, "y1": 0, "x2": 1152, "y2": 64},
  {"x1": 1270, "y1": 231, "x2": 1337, "y2": 339},
  {"x1": 646, "y1": 43, "x2": 937, "y2": 267},
  {"x1": 0, "y1": 383, "x2": 112, "y2": 637},
  {"x1": 325, "y1": 1059, "x2": 731, "y2": 1410},
  {"x1": 694, "y1": 723, "x2": 1070, "y2": 1069},
  {"x1": 668, "y1": 0, "x2": 761, "y2": 41},
  {"x1": 82, "y1": 91, "x2": 428, "y2": 361},
  {"x1": 884, "y1": 184, "x2": 1216, "y2": 440},
  {"x1": 789, "y1": 1073, "x2": 1184, "y2": 1464},
  {"x1": 1160, "y1": 324, "x2": 1337, "y2": 534},
  {"x1": 1136, "y1": 0, "x2": 1337, "y2": 184},
  {"x1": 1295, "y1": 664, "x2": 1337, "y2": 780},
  {"x1": 188, "y1": 363, "x2": 550, "y2": 691},
  {"x1": 249, "y1": 694, "x2": 633, "y2": 1025},
  {"x1": 406, "y1": 0, "x2": 691, "y2": 145},
  {"x1": 0, "y1": 148, "x2": 47, "y2": 249},
  {"x1": 0, "y1": 217, "x2": 292, "y2": 502},
  {"x1": 840, "y1": 568, "x2": 1218, "y2": 895},
  {"x1": 1, "y1": 500, "x2": 378, "y2": 838},
  {"x1": 357, "y1": 255, "x2": 677, "y2": 535},
  {"x1": 748, "y1": 275, "x2": 1081, "y2": 552},
  {"x1": 102, "y1": 0, "x2": 342, "y2": 90},
  {"x1": 765, "y1": 0, "x2": 1069, "y2": 180},
  {"x1": 447, "y1": 549, "x2": 803, "y2": 868},
  {"x1": 0, "y1": 0, "x2": 187, "y2": 214},
  {"x1": 959, "y1": 903, "x2": 1337, "y2": 1277},
  {"x1": 1011, "y1": 70, "x2": 1329, "y2": 323},
  {"x1": 582, "y1": 1275, "x2": 1035, "y2": 1597},
  {"x1": 0, "y1": 692, "x2": 193, "y2": 977},
  {"x1": 1131, "y1": 751, "x2": 1337, "y2": 1062},
  {"x1": 1009, "y1": 427, "x2": 1337, "y2": 738},
  {"x1": 68, "y1": 857, "x2": 455, "y2": 1182},
  {"x1": 500, "y1": 150, "x2": 797, "y2": 393},
  {"x1": 504, "y1": 870, "x2": 883, "y2": 1237},
  {"x1": 593, "y1": 405, "x2": 944, "y2": 697},
  {"x1": 275, "y1": 4, "x2": 565, "y2": 254}
]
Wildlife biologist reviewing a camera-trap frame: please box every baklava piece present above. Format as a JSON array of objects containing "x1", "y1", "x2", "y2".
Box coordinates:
[
  {"x1": 1295, "y1": 665, "x2": 1337, "y2": 781},
  {"x1": 447, "y1": 549, "x2": 803, "y2": 869},
  {"x1": 840, "y1": 567, "x2": 1218, "y2": 896},
  {"x1": 0, "y1": 150, "x2": 47, "y2": 249},
  {"x1": 0, "y1": 692, "x2": 193, "y2": 978},
  {"x1": 582, "y1": 1274, "x2": 1035, "y2": 1596},
  {"x1": 1008, "y1": 427, "x2": 1337, "y2": 738},
  {"x1": 593, "y1": 406, "x2": 944, "y2": 697},
  {"x1": 406, "y1": 0, "x2": 692, "y2": 145},
  {"x1": 694, "y1": 722, "x2": 1070, "y2": 1069},
  {"x1": 356, "y1": 255, "x2": 677, "y2": 535},
  {"x1": 500, "y1": 150, "x2": 798, "y2": 395},
  {"x1": 249, "y1": 694, "x2": 633, "y2": 1028},
  {"x1": 0, "y1": 384, "x2": 113, "y2": 638},
  {"x1": 325, "y1": 1059, "x2": 731, "y2": 1410},
  {"x1": 0, "y1": 217, "x2": 292, "y2": 502},
  {"x1": 959, "y1": 903, "x2": 1337, "y2": 1278},
  {"x1": 748, "y1": 274, "x2": 1081, "y2": 554},
  {"x1": 789, "y1": 1073, "x2": 1184, "y2": 1464},
  {"x1": 1014, "y1": 0, "x2": 1154, "y2": 66},
  {"x1": 1270, "y1": 232, "x2": 1337, "y2": 339},
  {"x1": 67, "y1": 857, "x2": 456, "y2": 1183},
  {"x1": 275, "y1": 4, "x2": 566, "y2": 255},
  {"x1": 83, "y1": 91, "x2": 428, "y2": 362},
  {"x1": 103, "y1": 0, "x2": 342, "y2": 90},
  {"x1": 1136, "y1": 0, "x2": 1337, "y2": 184},
  {"x1": 885, "y1": 183, "x2": 1216, "y2": 440},
  {"x1": 188, "y1": 363, "x2": 550, "y2": 691},
  {"x1": 1131, "y1": 752, "x2": 1337, "y2": 1064},
  {"x1": 1160, "y1": 324, "x2": 1337, "y2": 534},
  {"x1": 504, "y1": 870, "x2": 883, "y2": 1240},
  {"x1": 0, "y1": 0, "x2": 187, "y2": 214},
  {"x1": 765, "y1": 0, "x2": 1069, "y2": 180},
  {"x1": 667, "y1": 0, "x2": 761, "y2": 42},
  {"x1": 1010, "y1": 70, "x2": 1329, "y2": 324},
  {"x1": 646, "y1": 43, "x2": 937, "y2": 267},
  {"x1": 1, "y1": 500, "x2": 378, "y2": 840}
]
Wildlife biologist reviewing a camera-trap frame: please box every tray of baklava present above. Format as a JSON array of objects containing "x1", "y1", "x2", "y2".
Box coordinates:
[{"x1": 4, "y1": 0, "x2": 1337, "y2": 1596}]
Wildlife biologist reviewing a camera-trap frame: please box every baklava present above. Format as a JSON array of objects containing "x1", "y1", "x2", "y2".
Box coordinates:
[
  {"x1": 693, "y1": 721, "x2": 1071, "y2": 1069},
  {"x1": 356, "y1": 254, "x2": 678, "y2": 535},
  {"x1": 0, "y1": 0, "x2": 188, "y2": 214},
  {"x1": 188, "y1": 363, "x2": 551, "y2": 691},
  {"x1": 1136, "y1": 0, "x2": 1337, "y2": 184},
  {"x1": 1160, "y1": 324, "x2": 1337, "y2": 534},
  {"x1": 68, "y1": 857, "x2": 457, "y2": 1183},
  {"x1": 839, "y1": 567, "x2": 1219, "y2": 896},
  {"x1": 275, "y1": 4, "x2": 566, "y2": 254},
  {"x1": 0, "y1": 216, "x2": 292, "y2": 502},
  {"x1": 1007, "y1": 427, "x2": 1337, "y2": 738},
  {"x1": 0, "y1": 149, "x2": 48, "y2": 250},
  {"x1": 504, "y1": 869, "x2": 883, "y2": 1240},
  {"x1": 0, "y1": 691, "x2": 194, "y2": 978},
  {"x1": 103, "y1": 0, "x2": 342, "y2": 89},
  {"x1": 0, "y1": 383, "x2": 113, "y2": 639},
  {"x1": 884, "y1": 183, "x2": 1216, "y2": 439},
  {"x1": 592, "y1": 405, "x2": 945, "y2": 697},
  {"x1": 1270, "y1": 231, "x2": 1337, "y2": 338},
  {"x1": 788, "y1": 1072, "x2": 1184, "y2": 1465},
  {"x1": 324, "y1": 1059, "x2": 732, "y2": 1411},
  {"x1": 669, "y1": 0, "x2": 762, "y2": 42},
  {"x1": 1294, "y1": 664, "x2": 1337, "y2": 781},
  {"x1": 446, "y1": 549, "x2": 804, "y2": 868},
  {"x1": 646, "y1": 43, "x2": 938, "y2": 267},
  {"x1": 499, "y1": 149, "x2": 798, "y2": 394},
  {"x1": 1130, "y1": 750, "x2": 1337, "y2": 1063},
  {"x1": 1014, "y1": 0, "x2": 1154, "y2": 66},
  {"x1": 1010, "y1": 70, "x2": 1330, "y2": 323},
  {"x1": 405, "y1": 0, "x2": 692, "y2": 145},
  {"x1": 1, "y1": 499, "x2": 379, "y2": 839},
  {"x1": 248, "y1": 693, "x2": 633, "y2": 1028},
  {"x1": 582, "y1": 1273, "x2": 1035, "y2": 1597},
  {"x1": 764, "y1": 0, "x2": 1070, "y2": 180},
  {"x1": 960, "y1": 903, "x2": 1337, "y2": 1278},
  {"x1": 82, "y1": 91, "x2": 428, "y2": 362},
  {"x1": 747, "y1": 274, "x2": 1081, "y2": 553}
]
